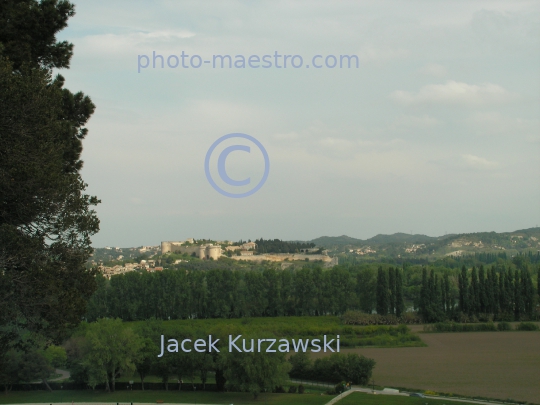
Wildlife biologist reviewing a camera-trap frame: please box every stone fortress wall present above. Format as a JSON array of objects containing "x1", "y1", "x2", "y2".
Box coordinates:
[
  {"x1": 161, "y1": 240, "x2": 222, "y2": 260},
  {"x1": 161, "y1": 240, "x2": 338, "y2": 266}
]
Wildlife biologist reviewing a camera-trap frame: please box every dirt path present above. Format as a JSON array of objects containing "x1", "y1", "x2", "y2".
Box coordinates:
[{"x1": 49, "y1": 368, "x2": 70, "y2": 381}]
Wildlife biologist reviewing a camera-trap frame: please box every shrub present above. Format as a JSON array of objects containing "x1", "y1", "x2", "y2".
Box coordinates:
[
  {"x1": 334, "y1": 382, "x2": 345, "y2": 394},
  {"x1": 288, "y1": 386, "x2": 297, "y2": 393},
  {"x1": 497, "y1": 321, "x2": 512, "y2": 331},
  {"x1": 298, "y1": 384, "x2": 305, "y2": 394},
  {"x1": 342, "y1": 311, "x2": 421, "y2": 325},
  {"x1": 274, "y1": 386, "x2": 285, "y2": 393},
  {"x1": 516, "y1": 322, "x2": 539, "y2": 331}
]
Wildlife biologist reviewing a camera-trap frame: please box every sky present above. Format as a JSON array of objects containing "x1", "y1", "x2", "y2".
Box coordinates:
[{"x1": 56, "y1": 0, "x2": 540, "y2": 247}]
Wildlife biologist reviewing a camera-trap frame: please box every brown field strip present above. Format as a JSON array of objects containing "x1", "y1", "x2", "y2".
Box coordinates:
[{"x1": 313, "y1": 332, "x2": 540, "y2": 403}]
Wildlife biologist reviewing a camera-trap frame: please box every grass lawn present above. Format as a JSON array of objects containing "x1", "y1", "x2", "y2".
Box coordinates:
[
  {"x1": 336, "y1": 392, "x2": 459, "y2": 405},
  {"x1": 0, "y1": 390, "x2": 332, "y2": 404}
]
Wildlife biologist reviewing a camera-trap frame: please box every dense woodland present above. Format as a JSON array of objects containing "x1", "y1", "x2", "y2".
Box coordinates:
[
  {"x1": 252, "y1": 238, "x2": 317, "y2": 253},
  {"x1": 87, "y1": 257, "x2": 540, "y2": 323}
]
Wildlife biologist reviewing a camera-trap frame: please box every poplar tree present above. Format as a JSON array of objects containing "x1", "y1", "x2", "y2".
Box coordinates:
[
  {"x1": 376, "y1": 267, "x2": 389, "y2": 315},
  {"x1": 478, "y1": 265, "x2": 487, "y2": 313},
  {"x1": 395, "y1": 269, "x2": 405, "y2": 317},
  {"x1": 419, "y1": 268, "x2": 429, "y2": 319},
  {"x1": 498, "y1": 270, "x2": 506, "y2": 314},
  {"x1": 388, "y1": 267, "x2": 396, "y2": 315},
  {"x1": 514, "y1": 269, "x2": 523, "y2": 320},
  {"x1": 505, "y1": 268, "x2": 514, "y2": 317},
  {"x1": 459, "y1": 266, "x2": 469, "y2": 314},
  {"x1": 469, "y1": 267, "x2": 479, "y2": 315},
  {"x1": 443, "y1": 272, "x2": 452, "y2": 315},
  {"x1": 488, "y1": 266, "x2": 497, "y2": 315},
  {"x1": 521, "y1": 269, "x2": 535, "y2": 319}
]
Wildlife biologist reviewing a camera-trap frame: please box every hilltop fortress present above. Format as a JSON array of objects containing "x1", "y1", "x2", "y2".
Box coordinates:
[
  {"x1": 161, "y1": 239, "x2": 337, "y2": 266},
  {"x1": 161, "y1": 240, "x2": 222, "y2": 260}
]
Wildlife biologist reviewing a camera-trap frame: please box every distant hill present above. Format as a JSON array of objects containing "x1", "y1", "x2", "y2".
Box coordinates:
[
  {"x1": 308, "y1": 227, "x2": 540, "y2": 257},
  {"x1": 310, "y1": 235, "x2": 363, "y2": 247},
  {"x1": 309, "y1": 232, "x2": 443, "y2": 248}
]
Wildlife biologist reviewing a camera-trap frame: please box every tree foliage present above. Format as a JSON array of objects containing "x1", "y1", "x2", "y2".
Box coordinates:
[{"x1": 0, "y1": 0, "x2": 99, "y2": 355}]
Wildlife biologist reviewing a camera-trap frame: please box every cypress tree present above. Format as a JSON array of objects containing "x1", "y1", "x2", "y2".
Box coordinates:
[
  {"x1": 419, "y1": 268, "x2": 429, "y2": 320},
  {"x1": 489, "y1": 266, "x2": 498, "y2": 315},
  {"x1": 429, "y1": 269, "x2": 443, "y2": 322},
  {"x1": 469, "y1": 266, "x2": 479, "y2": 316},
  {"x1": 505, "y1": 268, "x2": 514, "y2": 316},
  {"x1": 522, "y1": 269, "x2": 535, "y2": 319},
  {"x1": 395, "y1": 269, "x2": 405, "y2": 318},
  {"x1": 459, "y1": 265, "x2": 469, "y2": 314},
  {"x1": 376, "y1": 267, "x2": 389, "y2": 316},
  {"x1": 478, "y1": 265, "x2": 487, "y2": 313},
  {"x1": 537, "y1": 267, "x2": 540, "y2": 303},
  {"x1": 388, "y1": 267, "x2": 396, "y2": 315},
  {"x1": 443, "y1": 272, "x2": 452, "y2": 316},
  {"x1": 514, "y1": 269, "x2": 522, "y2": 320}
]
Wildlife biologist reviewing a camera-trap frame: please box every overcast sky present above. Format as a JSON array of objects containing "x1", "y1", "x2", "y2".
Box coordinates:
[{"x1": 56, "y1": 0, "x2": 540, "y2": 247}]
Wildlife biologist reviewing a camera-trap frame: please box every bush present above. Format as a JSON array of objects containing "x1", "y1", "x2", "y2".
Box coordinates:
[
  {"x1": 516, "y1": 322, "x2": 539, "y2": 331},
  {"x1": 288, "y1": 386, "x2": 297, "y2": 393},
  {"x1": 342, "y1": 311, "x2": 421, "y2": 325},
  {"x1": 274, "y1": 386, "x2": 285, "y2": 393},
  {"x1": 334, "y1": 382, "x2": 345, "y2": 394},
  {"x1": 497, "y1": 321, "x2": 512, "y2": 331},
  {"x1": 426, "y1": 322, "x2": 497, "y2": 332},
  {"x1": 298, "y1": 384, "x2": 305, "y2": 394}
]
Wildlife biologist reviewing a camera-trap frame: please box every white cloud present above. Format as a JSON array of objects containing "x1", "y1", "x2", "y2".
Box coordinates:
[
  {"x1": 462, "y1": 154, "x2": 498, "y2": 169},
  {"x1": 390, "y1": 81, "x2": 514, "y2": 105},
  {"x1": 78, "y1": 30, "x2": 196, "y2": 56},
  {"x1": 468, "y1": 112, "x2": 540, "y2": 137},
  {"x1": 392, "y1": 114, "x2": 440, "y2": 129},
  {"x1": 419, "y1": 63, "x2": 447, "y2": 78},
  {"x1": 357, "y1": 46, "x2": 409, "y2": 63}
]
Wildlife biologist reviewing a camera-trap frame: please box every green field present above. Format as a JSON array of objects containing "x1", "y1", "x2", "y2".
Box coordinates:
[
  {"x1": 127, "y1": 316, "x2": 424, "y2": 348},
  {"x1": 0, "y1": 390, "x2": 331, "y2": 404}
]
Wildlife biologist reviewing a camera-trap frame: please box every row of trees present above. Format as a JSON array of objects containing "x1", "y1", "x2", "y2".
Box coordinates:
[
  {"x1": 64, "y1": 318, "x2": 375, "y2": 398},
  {"x1": 418, "y1": 265, "x2": 538, "y2": 322},
  {"x1": 375, "y1": 267, "x2": 405, "y2": 317},
  {"x1": 88, "y1": 261, "x2": 540, "y2": 322},
  {"x1": 458, "y1": 266, "x2": 536, "y2": 320},
  {"x1": 87, "y1": 267, "x2": 363, "y2": 321}
]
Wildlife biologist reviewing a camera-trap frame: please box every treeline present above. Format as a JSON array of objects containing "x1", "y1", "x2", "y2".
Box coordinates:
[
  {"x1": 87, "y1": 267, "x2": 364, "y2": 321},
  {"x1": 88, "y1": 262, "x2": 540, "y2": 323},
  {"x1": 417, "y1": 265, "x2": 538, "y2": 322},
  {"x1": 254, "y1": 238, "x2": 316, "y2": 254},
  {"x1": 289, "y1": 352, "x2": 375, "y2": 385},
  {"x1": 62, "y1": 318, "x2": 374, "y2": 398}
]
